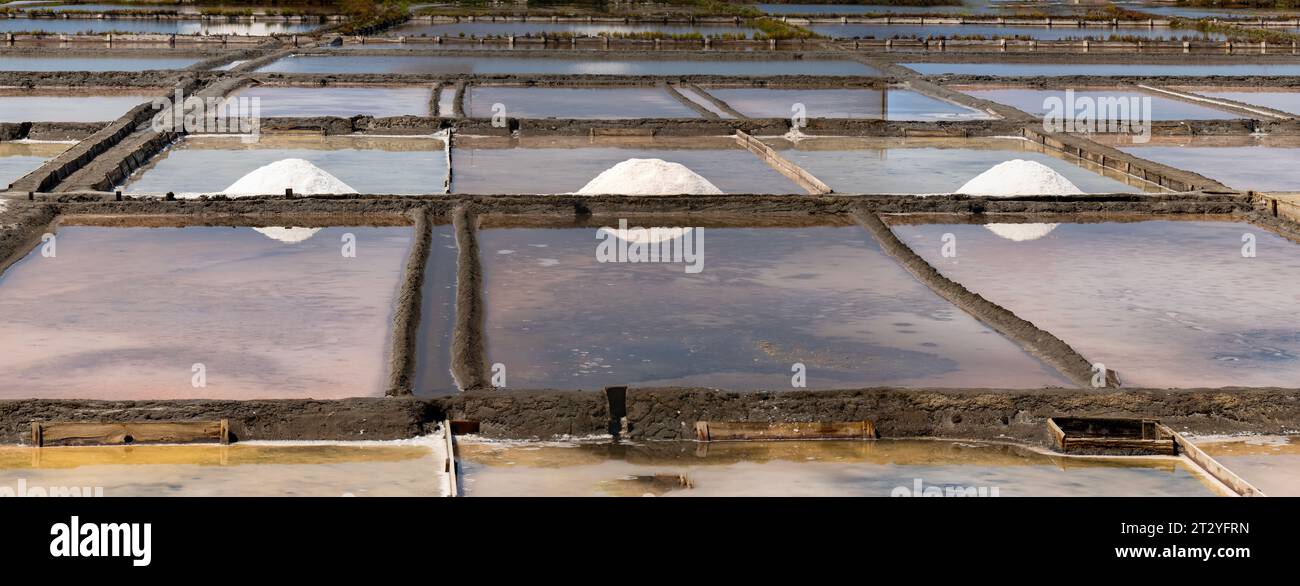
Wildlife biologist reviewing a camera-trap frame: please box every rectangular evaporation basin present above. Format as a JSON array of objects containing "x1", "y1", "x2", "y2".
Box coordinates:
[
  {"x1": 958, "y1": 87, "x2": 1241, "y2": 120},
  {"x1": 466, "y1": 86, "x2": 701, "y2": 119},
  {"x1": 478, "y1": 222, "x2": 1073, "y2": 390},
  {"x1": 1185, "y1": 89, "x2": 1300, "y2": 115},
  {"x1": 415, "y1": 224, "x2": 460, "y2": 396},
  {"x1": 902, "y1": 62, "x2": 1300, "y2": 76},
  {"x1": 1103, "y1": 135, "x2": 1300, "y2": 192},
  {"x1": 0, "y1": 225, "x2": 414, "y2": 400},
  {"x1": 0, "y1": 19, "x2": 318, "y2": 35},
  {"x1": 767, "y1": 136, "x2": 1157, "y2": 194},
  {"x1": 892, "y1": 220, "x2": 1300, "y2": 388},
  {"x1": 757, "y1": 3, "x2": 1001, "y2": 14},
  {"x1": 808, "y1": 24, "x2": 1223, "y2": 40},
  {"x1": 704, "y1": 87, "x2": 991, "y2": 120},
  {"x1": 388, "y1": 22, "x2": 757, "y2": 37},
  {"x1": 0, "y1": 56, "x2": 200, "y2": 72},
  {"x1": 0, "y1": 443, "x2": 446, "y2": 497},
  {"x1": 0, "y1": 88, "x2": 158, "y2": 122},
  {"x1": 452, "y1": 136, "x2": 802, "y2": 194},
  {"x1": 0, "y1": 141, "x2": 70, "y2": 186},
  {"x1": 457, "y1": 439, "x2": 1219, "y2": 496},
  {"x1": 256, "y1": 54, "x2": 878, "y2": 76},
  {"x1": 229, "y1": 85, "x2": 434, "y2": 117},
  {"x1": 123, "y1": 135, "x2": 447, "y2": 195}
]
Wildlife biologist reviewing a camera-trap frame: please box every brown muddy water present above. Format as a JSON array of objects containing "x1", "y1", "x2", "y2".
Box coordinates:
[
  {"x1": 893, "y1": 220, "x2": 1300, "y2": 388},
  {"x1": 1197, "y1": 436, "x2": 1300, "y2": 497},
  {"x1": 765, "y1": 136, "x2": 1161, "y2": 194},
  {"x1": 457, "y1": 439, "x2": 1222, "y2": 497},
  {"x1": 123, "y1": 135, "x2": 447, "y2": 195},
  {"x1": 479, "y1": 224, "x2": 1072, "y2": 390},
  {"x1": 452, "y1": 136, "x2": 802, "y2": 194},
  {"x1": 0, "y1": 225, "x2": 413, "y2": 400},
  {"x1": 0, "y1": 140, "x2": 70, "y2": 186},
  {"x1": 0, "y1": 442, "x2": 446, "y2": 497}
]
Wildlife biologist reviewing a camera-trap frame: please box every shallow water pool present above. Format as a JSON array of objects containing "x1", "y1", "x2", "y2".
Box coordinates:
[
  {"x1": 256, "y1": 54, "x2": 879, "y2": 76},
  {"x1": 0, "y1": 224, "x2": 413, "y2": 400},
  {"x1": 123, "y1": 135, "x2": 446, "y2": 195},
  {"x1": 452, "y1": 136, "x2": 801, "y2": 194},
  {"x1": 230, "y1": 85, "x2": 434, "y2": 117},
  {"x1": 465, "y1": 86, "x2": 700, "y2": 119},
  {"x1": 458, "y1": 438, "x2": 1219, "y2": 496},
  {"x1": 768, "y1": 137, "x2": 1155, "y2": 194},
  {"x1": 479, "y1": 223, "x2": 1073, "y2": 390},
  {"x1": 893, "y1": 220, "x2": 1300, "y2": 388},
  {"x1": 708, "y1": 86, "x2": 990, "y2": 120}
]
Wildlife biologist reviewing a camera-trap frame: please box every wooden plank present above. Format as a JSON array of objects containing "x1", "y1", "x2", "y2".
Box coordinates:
[
  {"x1": 1046, "y1": 418, "x2": 1066, "y2": 451},
  {"x1": 696, "y1": 420, "x2": 875, "y2": 442},
  {"x1": 734, "y1": 130, "x2": 833, "y2": 195},
  {"x1": 443, "y1": 419, "x2": 459, "y2": 498},
  {"x1": 1166, "y1": 426, "x2": 1265, "y2": 497},
  {"x1": 31, "y1": 420, "x2": 228, "y2": 447}
]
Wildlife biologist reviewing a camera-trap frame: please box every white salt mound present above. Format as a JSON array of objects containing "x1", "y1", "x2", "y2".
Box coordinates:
[
  {"x1": 222, "y1": 158, "x2": 358, "y2": 197},
  {"x1": 222, "y1": 158, "x2": 357, "y2": 244},
  {"x1": 576, "y1": 158, "x2": 723, "y2": 196},
  {"x1": 956, "y1": 159, "x2": 1079, "y2": 242},
  {"x1": 955, "y1": 159, "x2": 1083, "y2": 197}
]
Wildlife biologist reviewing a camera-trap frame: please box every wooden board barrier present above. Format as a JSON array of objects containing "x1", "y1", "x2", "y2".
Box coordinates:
[
  {"x1": 695, "y1": 420, "x2": 876, "y2": 442},
  {"x1": 31, "y1": 420, "x2": 229, "y2": 447}
]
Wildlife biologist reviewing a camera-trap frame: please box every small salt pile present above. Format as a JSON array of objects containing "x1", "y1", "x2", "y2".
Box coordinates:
[
  {"x1": 576, "y1": 158, "x2": 722, "y2": 196},
  {"x1": 221, "y1": 158, "x2": 358, "y2": 243},
  {"x1": 955, "y1": 159, "x2": 1081, "y2": 242}
]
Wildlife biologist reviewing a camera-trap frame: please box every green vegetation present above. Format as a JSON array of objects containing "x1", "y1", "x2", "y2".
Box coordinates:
[
  {"x1": 337, "y1": 0, "x2": 408, "y2": 34},
  {"x1": 752, "y1": 16, "x2": 818, "y2": 39},
  {"x1": 1172, "y1": 17, "x2": 1300, "y2": 43},
  {"x1": 1174, "y1": 0, "x2": 1300, "y2": 8}
]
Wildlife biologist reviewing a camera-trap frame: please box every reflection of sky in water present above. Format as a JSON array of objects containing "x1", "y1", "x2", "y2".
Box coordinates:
[
  {"x1": 257, "y1": 55, "x2": 878, "y2": 76},
  {"x1": 809, "y1": 24, "x2": 1222, "y2": 40},
  {"x1": 467, "y1": 86, "x2": 700, "y2": 119},
  {"x1": 0, "y1": 154, "x2": 54, "y2": 185},
  {"x1": 708, "y1": 87, "x2": 990, "y2": 121},
  {"x1": 232, "y1": 86, "x2": 433, "y2": 117},
  {"x1": 777, "y1": 147, "x2": 1141, "y2": 194},
  {"x1": 895, "y1": 221, "x2": 1300, "y2": 388},
  {"x1": 904, "y1": 62, "x2": 1300, "y2": 76},
  {"x1": 480, "y1": 226, "x2": 1070, "y2": 390},
  {"x1": 0, "y1": 19, "x2": 317, "y2": 34},
  {"x1": 0, "y1": 226, "x2": 412, "y2": 400},
  {"x1": 1115, "y1": 144, "x2": 1300, "y2": 192},
  {"x1": 124, "y1": 143, "x2": 445, "y2": 194},
  {"x1": 0, "y1": 94, "x2": 154, "y2": 122},
  {"x1": 390, "y1": 22, "x2": 755, "y2": 37},
  {"x1": 1196, "y1": 91, "x2": 1300, "y2": 116},
  {"x1": 962, "y1": 89, "x2": 1240, "y2": 120},
  {"x1": 459, "y1": 439, "x2": 1214, "y2": 497},
  {"x1": 0, "y1": 56, "x2": 199, "y2": 71}
]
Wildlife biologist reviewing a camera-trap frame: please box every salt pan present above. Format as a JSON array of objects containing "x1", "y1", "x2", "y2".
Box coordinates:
[{"x1": 576, "y1": 158, "x2": 722, "y2": 196}]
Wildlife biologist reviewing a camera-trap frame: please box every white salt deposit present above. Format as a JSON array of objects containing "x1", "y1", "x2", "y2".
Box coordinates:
[
  {"x1": 955, "y1": 159, "x2": 1083, "y2": 197},
  {"x1": 222, "y1": 158, "x2": 357, "y2": 197},
  {"x1": 221, "y1": 158, "x2": 357, "y2": 244},
  {"x1": 576, "y1": 158, "x2": 722, "y2": 196},
  {"x1": 956, "y1": 159, "x2": 1083, "y2": 242}
]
